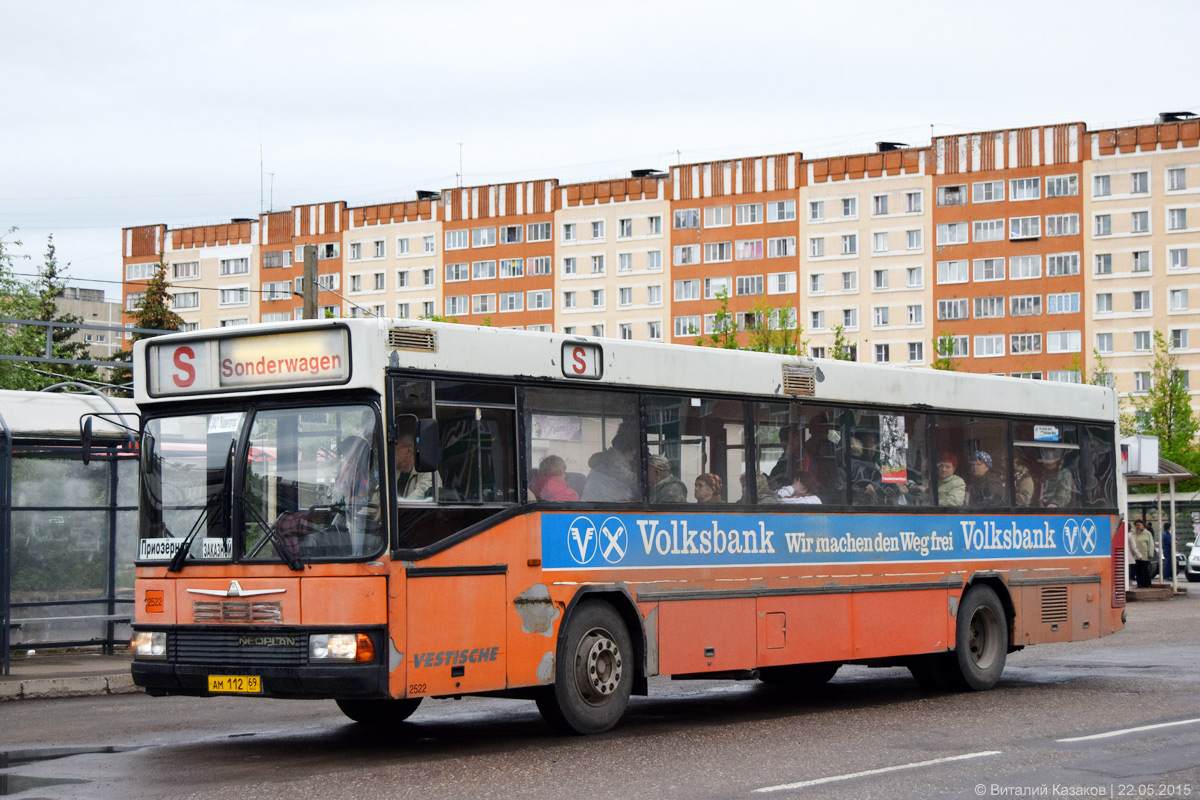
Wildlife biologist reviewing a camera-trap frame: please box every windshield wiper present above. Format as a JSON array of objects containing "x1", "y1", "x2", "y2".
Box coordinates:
[
  {"x1": 167, "y1": 505, "x2": 210, "y2": 573},
  {"x1": 242, "y1": 501, "x2": 305, "y2": 571}
]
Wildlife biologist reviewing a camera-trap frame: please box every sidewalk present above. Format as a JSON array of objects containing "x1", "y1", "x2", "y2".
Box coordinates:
[{"x1": 0, "y1": 651, "x2": 139, "y2": 701}]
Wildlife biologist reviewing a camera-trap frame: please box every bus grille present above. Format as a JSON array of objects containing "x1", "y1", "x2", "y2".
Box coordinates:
[
  {"x1": 1039, "y1": 586, "x2": 1069, "y2": 623},
  {"x1": 782, "y1": 364, "x2": 817, "y2": 396},
  {"x1": 193, "y1": 601, "x2": 282, "y2": 624},
  {"x1": 389, "y1": 328, "x2": 438, "y2": 352},
  {"x1": 171, "y1": 629, "x2": 306, "y2": 666}
]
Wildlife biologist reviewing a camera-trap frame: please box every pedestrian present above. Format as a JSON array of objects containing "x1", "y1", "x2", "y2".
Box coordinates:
[
  {"x1": 1130, "y1": 519, "x2": 1155, "y2": 588},
  {"x1": 1163, "y1": 523, "x2": 1174, "y2": 581}
]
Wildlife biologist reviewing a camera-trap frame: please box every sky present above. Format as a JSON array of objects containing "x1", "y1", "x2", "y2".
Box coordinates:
[{"x1": 2, "y1": 0, "x2": 1198, "y2": 297}]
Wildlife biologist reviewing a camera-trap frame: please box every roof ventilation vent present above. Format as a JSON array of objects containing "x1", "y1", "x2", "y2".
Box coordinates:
[
  {"x1": 1157, "y1": 111, "x2": 1197, "y2": 124},
  {"x1": 782, "y1": 364, "x2": 817, "y2": 396},
  {"x1": 388, "y1": 328, "x2": 438, "y2": 352},
  {"x1": 876, "y1": 141, "x2": 907, "y2": 152}
]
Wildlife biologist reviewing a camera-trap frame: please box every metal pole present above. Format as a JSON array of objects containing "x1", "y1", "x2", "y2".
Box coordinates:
[
  {"x1": 105, "y1": 445, "x2": 120, "y2": 655},
  {"x1": 303, "y1": 244, "x2": 318, "y2": 320},
  {"x1": 0, "y1": 409, "x2": 11, "y2": 675},
  {"x1": 1170, "y1": 476, "x2": 1178, "y2": 594}
]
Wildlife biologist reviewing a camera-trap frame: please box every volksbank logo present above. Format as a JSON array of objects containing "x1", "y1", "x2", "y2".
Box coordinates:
[
  {"x1": 567, "y1": 516, "x2": 627, "y2": 565},
  {"x1": 1061, "y1": 518, "x2": 1098, "y2": 555}
]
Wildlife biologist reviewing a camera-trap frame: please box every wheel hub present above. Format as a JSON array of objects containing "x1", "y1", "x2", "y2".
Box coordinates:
[{"x1": 575, "y1": 628, "x2": 622, "y2": 704}]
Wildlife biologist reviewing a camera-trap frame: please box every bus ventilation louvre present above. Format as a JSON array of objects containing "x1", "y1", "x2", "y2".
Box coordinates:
[
  {"x1": 389, "y1": 328, "x2": 438, "y2": 352},
  {"x1": 782, "y1": 364, "x2": 817, "y2": 396},
  {"x1": 1039, "y1": 586, "x2": 1069, "y2": 623}
]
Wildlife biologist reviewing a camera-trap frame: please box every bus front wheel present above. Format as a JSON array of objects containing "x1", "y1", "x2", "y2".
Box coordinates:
[
  {"x1": 336, "y1": 697, "x2": 422, "y2": 725},
  {"x1": 536, "y1": 600, "x2": 633, "y2": 735},
  {"x1": 953, "y1": 584, "x2": 1008, "y2": 690}
]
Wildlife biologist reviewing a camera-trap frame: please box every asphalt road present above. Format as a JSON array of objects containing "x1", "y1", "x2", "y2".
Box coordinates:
[{"x1": 2, "y1": 592, "x2": 1199, "y2": 799}]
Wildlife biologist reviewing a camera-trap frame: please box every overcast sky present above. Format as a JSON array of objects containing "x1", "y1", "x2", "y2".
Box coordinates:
[{"x1": 2, "y1": 0, "x2": 1197, "y2": 296}]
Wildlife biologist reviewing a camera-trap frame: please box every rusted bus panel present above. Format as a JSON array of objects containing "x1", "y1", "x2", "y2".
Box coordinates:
[{"x1": 387, "y1": 568, "x2": 408, "y2": 697}]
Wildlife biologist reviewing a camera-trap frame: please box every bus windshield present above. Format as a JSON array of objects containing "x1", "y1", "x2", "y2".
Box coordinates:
[{"x1": 138, "y1": 405, "x2": 384, "y2": 564}]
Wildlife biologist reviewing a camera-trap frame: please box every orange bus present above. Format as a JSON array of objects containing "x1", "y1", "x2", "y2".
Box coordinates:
[{"x1": 129, "y1": 319, "x2": 1124, "y2": 733}]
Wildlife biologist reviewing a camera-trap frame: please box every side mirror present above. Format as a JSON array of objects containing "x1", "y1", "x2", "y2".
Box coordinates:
[
  {"x1": 81, "y1": 417, "x2": 94, "y2": 466},
  {"x1": 415, "y1": 418, "x2": 441, "y2": 472}
]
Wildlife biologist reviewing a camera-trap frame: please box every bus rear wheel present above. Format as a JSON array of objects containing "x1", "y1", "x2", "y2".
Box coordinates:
[
  {"x1": 336, "y1": 697, "x2": 422, "y2": 725},
  {"x1": 536, "y1": 600, "x2": 633, "y2": 735},
  {"x1": 954, "y1": 584, "x2": 1008, "y2": 690}
]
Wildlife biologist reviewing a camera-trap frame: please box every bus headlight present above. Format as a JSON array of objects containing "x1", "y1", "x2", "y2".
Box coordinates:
[
  {"x1": 309, "y1": 633, "x2": 375, "y2": 663},
  {"x1": 131, "y1": 631, "x2": 166, "y2": 659}
]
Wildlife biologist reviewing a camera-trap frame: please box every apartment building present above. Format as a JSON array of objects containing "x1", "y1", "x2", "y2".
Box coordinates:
[
  {"x1": 931, "y1": 124, "x2": 1087, "y2": 381},
  {"x1": 558, "y1": 174, "x2": 668, "y2": 340},
  {"x1": 667, "y1": 155, "x2": 803, "y2": 346},
  {"x1": 56, "y1": 287, "x2": 123, "y2": 359},
  {"x1": 120, "y1": 110, "x2": 1200, "y2": 414},
  {"x1": 802, "y1": 146, "x2": 930, "y2": 364},
  {"x1": 1085, "y1": 116, "x2": 1200, "y2": 397}
]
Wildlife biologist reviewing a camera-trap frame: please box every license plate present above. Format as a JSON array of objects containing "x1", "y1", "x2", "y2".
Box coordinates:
[{"x1": 207, "y1": 675, "x2": 262, "y2": 694}]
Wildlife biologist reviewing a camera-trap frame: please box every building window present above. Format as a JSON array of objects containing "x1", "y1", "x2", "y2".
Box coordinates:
[
  {"x1": 906, "y1": 266, "x2": 923, "y2": 288},
  {"x1": 766, "y1": 200, "x2": 796, "y2": 222},
  {"x1": 350, "y1": 275, "x2": 362, "y2": 293},
  {"x1": 563, "y1": 257, "x2": 577, "y2": 276},
  {"x1": 973, "y1": 181, "x2": 1004, "y2": 203},
  {"x1": 617, "y1": 252, "x2": 633, "y2": 273},
  {"x1": 873, "y1": 306, "x2": 890, "y2": 327},
  {"x1": 172, "y1": 261, "x2": 200, "y2": 280},
  {"x1": 1046, "y1": 214, "x2": 1080, "y2": 236},
  {"x1": 219, "y1": 258, "x2": 249, "y2": 276},
  {"x1": 841, "y1": 234, "x2": 857, "y2": 255},
  {"x1": 936, "y1": 222, "x2": 968, "y2": 245},
  {"x1": 472, "y1": 260, "x2": 497, "y2": 280},
  {"x1": 1010, "y1": 178, "x2": 1041, "y2": 200},
  {"x1": 736, "y1": 239, "x2": 763, "y2": 260},
  {"x1": 446, "y1": 295, "x2": 469, "y2": 316},
  {"x1": 1134, "y1": 330, "x2": 1152, "y2": 352},
  {"x1": 1010, "y1": 255, "x2": 1041, "y2": 280},
  {"x1": 704, "y1": 242, "x2": 732, "y2": 263},
  {"x1": 500, "y1": 258, "x2": 524, "y2": 278},
  {"x1": 397, "y1": 238, "x2": 410, "y2": 255},
  {"x1": 562, "y1": 223, "x2": 577, "y2": 242},
  {"x1": 527, "y1": 256, "x2": 551, "y2": 276},
  {"x1": 262, "y1": 251, "x2": 291, "y2": 269},
  {"x1": 618, "y1": 287, "x2": 633, "y2": 307},
  {"x1": 396, "y1": 303, "x2": 410, "y2": 319},
  {"x1": 1169, "y1": 208, "x2": 1188, "y2": 231},
  {"x1": 737, "y1": 275, "x2": 764, "y2": 296},
  {"x1": 974, "y1": 258, "x2": 1005, "y2": 282},
  {"x1": 906, "y1": 304, "x2": 923, "y2": 325},
  {"x1": 937, "y1": 185, "x2": 966, "y2": 206},
  {"x1": 172, "y1": 291, "x2": 200, "y2": 309},
  {"x1": 1094, "y1": 214, "x2": 1112, "y2": 236},
  {"x1": 1167, "y1": 168, "x2": 1187, "y2": 191},
  {"x1": 1170, "y1": 248, "x2": 1189, "y2": 270},
  {"x1": 768, "y1": 272, "x2": 797, "y2": 294},
  {"x1": 423, "y1": 235, "x2": 436, "y2": 253},
  {"x1": 472, "y1": 227, "x2": 496, "y2": 248},
  {"x1": 1010, "y1": 216, "x2": 1041, "y2": 240},
  {"x1": 767, "y1": 237, "x2": 796, "y2": 258},
  {"x1": 1170, "y1": 289, "x2": 1189, "y2": 311},
  {"x1": 1093, "y1": 175, "x2": 1111, "y2": 197},
  {"x1": 647, "y1": 285, "x2": 662, "y2": 305},
  {"x1": 1046, "y1": 330, "x2": 1081, "y2": 354},
  {"x1": 317, "y1": 243, "x2": 339, "y2": 260},
  {"x1": 1131, "y1": 211, "x2": 1150, "y2": 233},
  {"x1": 1095, "y1": 254, "x2": 1113, "y2": 275},
  {"x1": 423, "y1": 268, "x2": 435, "y2": 286},
  {"x1": 423, "y1": 301, "x2": 435, "y2": 317},
  {"x1": 809, "y1": 201, "x2": 825, "y2": 221},
  {"x1": 618, "y1": 323, "x2": 632, "y2": 340},
  {"x1": 348, "y1": 243, "x2": 362, "y2": 261},
  {"x1": 905, "y1": 191, "x2": 923, "y2": 213},
  {"x1": 647, "y1": 321, "x2": 662, "y2": 341},
  {"x1": 674, "y1": 209, "x2": 700, "y2": 229},
  {"x1": 647, "y1": 250, "x2": 663, "y2": 271},
  {"x1": 872, "y1": 231, "x2": 889, "y2": 252},
  {"x1": 973, "y1": 296, "x2": 1004, "y2": 319},
  {"x1": 591, "y1": 255, "x2": 605, "y2": 274},
  {"x1": 446, "y1": 229, "x2": 469, "y2": 250},
  {"x1": 499, "y1": 292, "x2": 523, "y2": 312},
  {"x1": 499, "y1": 225, "x2": 523, "y2": 245},
  {"x1": 974, "y1": 219, "x2": 1005, "y2": 242},
  {"x1": 908, "y1": 342, "x2": 924, "y2": 362},
  {"x1": 906, "y1": 230, "x2": 922, "y2": 250},
  {"x1": 674, "y1": 244, "x2": 700, "y2": 266},
  {"x1": 937, "y1": 298, "x2": 968, "y2": 321},
  {"x1": 810, "y1": 310, "x2": 826, "y2": 331},
  {"x1": 674, "y1": 316, "x2": 700, "y2": 337},
  {"x1": 219, "y1": 287, "x2": 249, "y2": 307},
  {"x1": 1095, "y1": 293, "x2": 1113, "y2": 314},
  {"x1": 674, "y1": 279, "x2": 700, "y2": 301},
  {"x1": 872, "y1": 194, "x2": 889, "y2": 216},
  {"x1": 842, "y1": 308, "x2": 859, "y2": 328},
  {"x1": 1134, "y1": 372, "x2": 1152, "y2": 392},
  {"x1": 874, "y1": 343, "x2": 890, "y2": 363},
  {"x1": 736, "y1": 203, "x2": 762, "y2": 225},
  {"x1": 704, "y1": 206, "x2": 732, "y2": 228},
  {"x1": 527, "y1": 222, "x2": 552, "y2": 242},
  {"x1": 563, "y1": 291, "x2": 577, "y2": 309},
  {"x1": 703, "y1": 278, "x2": 729, "y2": 300},
  {"x1": 1132, "y1": 251, "x2": 1150, "y2": 273},
  {"x1": 373, "y1": 240, "x2": 386, "y2": 258},
  {"x1": 872, "y1": 269, "x2": 888, "y2": 290},
  {"x1": 1131, "y1": 171, "x2": 1149, "y2": 194},
  {"x1": 1046, "y1": 175, "x2": 1078, "y2": 197},
  {"x1": 842, "y1": 197, "x2": 858, "y2": 218},
  {"x1": 1171, "y1": 329, "x2": 1189, "y2": 350},
  {"x1": 647, "y1": 216, "x2": 662, "y2": 235},
  {"x1": 974, "y1": 335, "x2": 1004, "y2": 358},
  {"x1": 1046, "y1": 292, "x2": 1079, "y2": 314},
  {"x1": 1096, "y1": 332, "x2": 1113, "y2": 353},
  {"x1": 1133, "y1": 290, "x2": 1151, "y2": 311},
  {"x1": 591, "y1": 220, "x2": 605, "y2": 240},
  {"x1": 1011, "y1": 295, "x2": 1042, "y2": 317},
  {"x1": 809, "y1": 237, "x2": 825, "y2": 258},
  {"x1": 843, "y1": 271, "x2": 858, "y2": 291},
  {"x1": 527, "y1": 290, "x2": 552, "y2": 310},
  {"x1": 936, "y1": 260, "x2": 968, "y2": 284},
  {"x1": 1047, "y1": 253, "x2": 1080, "y2": 277},
  {"x1": 471, "y1": 294, "x2": 495, "y2": 314},
  {"x1": 1010, "y1": 333, "x2": 1042, "y2": 355},
  {"x1": 1048, "y1": 371, "x2": 1082, "y2": 384}
]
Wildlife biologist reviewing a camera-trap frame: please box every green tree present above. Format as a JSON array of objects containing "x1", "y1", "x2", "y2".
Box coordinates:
[
  {"x1": 830, "y1": 325, "x2": 856, "y2": 361},
  {"x1": 930, "y1": 330, "x2": 959, "y2": 371},
  {"x1": 0, "y1": 228, "x2": 35, "y2": 389},
  {"x1": 694, "y1": 288, "x2": 739, "y2": 349},
  {"x1": 1086, "y1": 348, "x2": 1114, "y2": 388},
  {"x1": 745, "y1": 299, "x2": 807, "y2": 355},
  {"x1": 15, "y1": 235, "x2": 99, "y2": 388},
  {"x1": 1129, "y1": 330, "x2": 1198, "y2": 461},
  {"x1": 108, "y1": 256, "x2": 184, "y2": 386}
]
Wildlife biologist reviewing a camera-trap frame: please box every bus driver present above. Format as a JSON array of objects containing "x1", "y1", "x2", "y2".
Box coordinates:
[{"x1": 395, "y1": 433, "x2": 433, "y2": 501}]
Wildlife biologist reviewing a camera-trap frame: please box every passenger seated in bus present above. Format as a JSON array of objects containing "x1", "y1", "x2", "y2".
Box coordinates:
[
  {"x1": 693, "y1": 473, "x2": 724, "y2": 504},
  {"x1": 582, "y1": 421, "x2": 639, "y2": 502},
  {"x1": 648, "y1": 454, "x2": 687, "y2": 503},
  {"x1": 777, "y1": 470, "x2": 821, "y2": 504},
  {"x1": 736, "y1": 472, "x2": 777, "y2": 504},
  {"x1": 1037, "y1": 449, "x2": 1075, "y2": 508},
  {"x1": 767, "y1": 424, "x2": 803, "y2": 491},
  {"x1": 850, "y1": 431, "x2": 884, "y2": 503},
  {"x1": 395, "y1": 433, "x2": 433, "y2": 501},
  {"x1": 936, "y1": 453, "x2": 965, "y2": 507},
  {"x1": 1013, "y1": 452, "x2": 1035, "y2": 506},
  {"x1": 966, "y1": 450, "x2": 1005, "y2": 507},
  {"x1": 530, "y1": 455, "x2": 579, "y2": 502}
]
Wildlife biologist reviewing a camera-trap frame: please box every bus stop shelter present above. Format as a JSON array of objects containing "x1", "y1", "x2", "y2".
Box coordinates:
[
  {"x1": 1, "y1": 388, "x2": 138, "y2": 675},
  {"x1": 1122, "y1": 435, "x2": 1193, "y2": 595}
]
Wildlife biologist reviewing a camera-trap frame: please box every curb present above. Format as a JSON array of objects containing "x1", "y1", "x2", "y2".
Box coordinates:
[{"x1": 0, "y1": 675, "x2": 143, "y2": 701}]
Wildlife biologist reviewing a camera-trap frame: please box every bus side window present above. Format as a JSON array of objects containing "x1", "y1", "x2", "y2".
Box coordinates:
[
  {"x1": 850, "y1": 410, "x2": 929, "y2": 507},
  {"x1": 645, "y1": 395, "x2": 745, "y2": 505},
  {"x1": 754, "y1": 403, "x2": 845, "y2": 505},
  {"x1": 934, "y1": 415, "x2": 1009, "y2": 508},
  {"x1": 1080, "y1": 425, "x2": 1117, "y2": 507},
  {"x1": 434, "y1": 381, "x2": 516, "y2": 504},
  {"x1": 524, "y1": 387, "x2": 639, "y2": 504}
]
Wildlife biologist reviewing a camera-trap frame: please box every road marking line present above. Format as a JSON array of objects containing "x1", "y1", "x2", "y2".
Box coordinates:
[
  {"x1": 1057, "y1": 717, "x2": 1200, "y2": 742},
  {"x1": 753, "y1": 750, "x2": 1002, "y2": 793}
]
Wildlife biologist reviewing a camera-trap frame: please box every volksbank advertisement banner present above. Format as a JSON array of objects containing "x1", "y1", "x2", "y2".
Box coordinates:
[{"x1": 540, "y1": 513, "x2": 1110, "y2": 570}]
